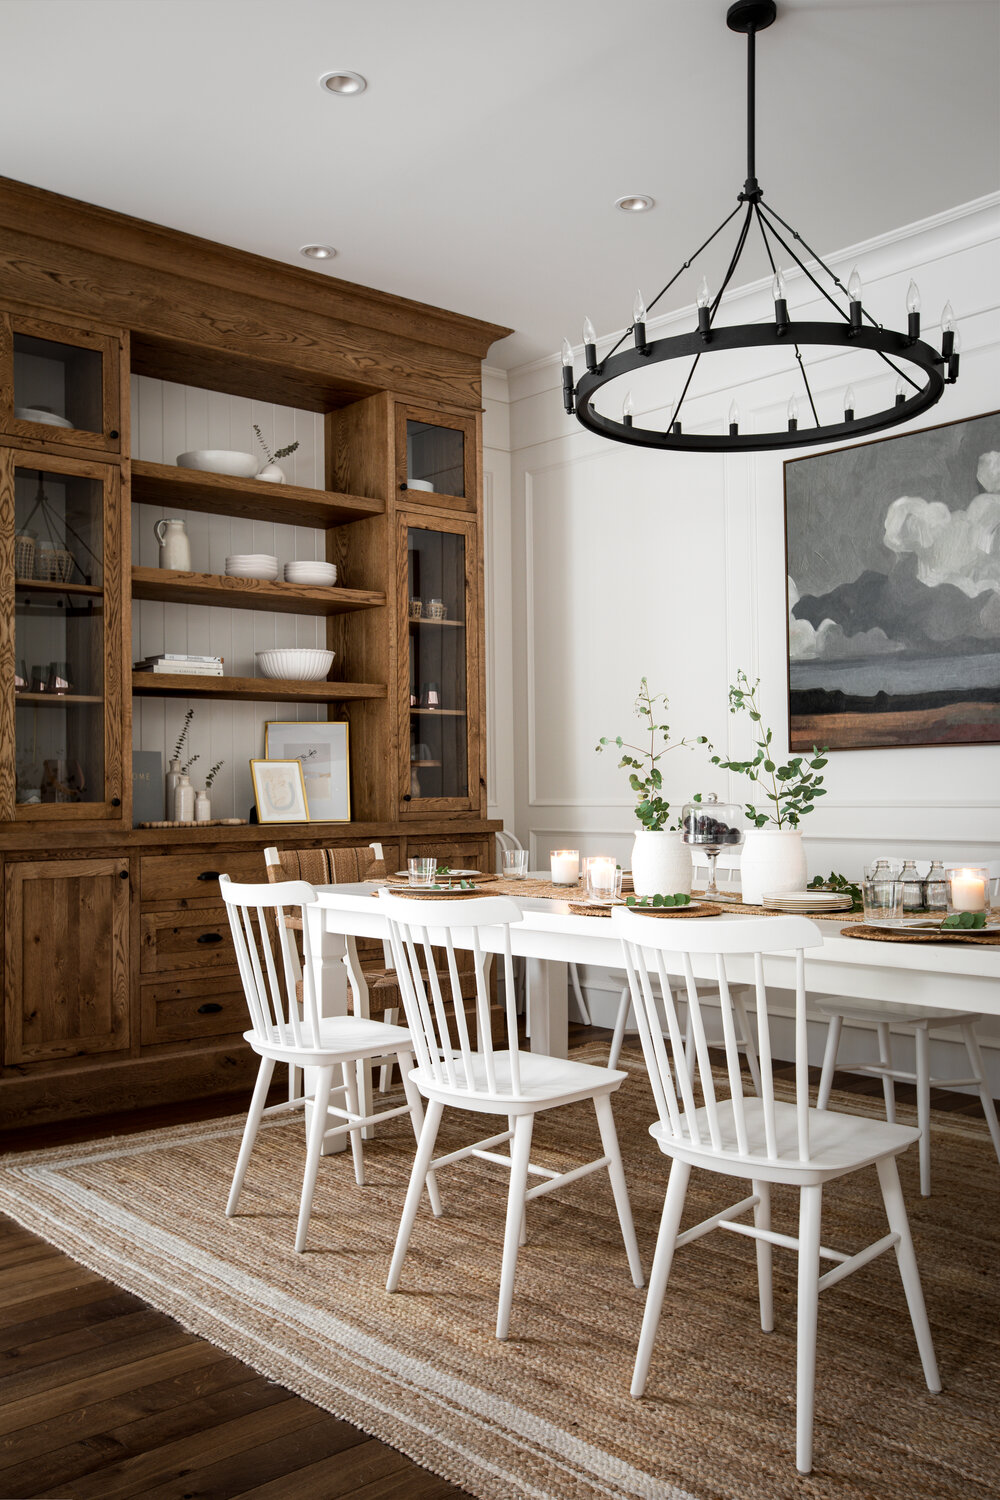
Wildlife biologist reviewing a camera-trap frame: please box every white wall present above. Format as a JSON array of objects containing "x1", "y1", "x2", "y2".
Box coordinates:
[{"x1": 500, "y1": 193, "x2": 1000, "y2": 1085}]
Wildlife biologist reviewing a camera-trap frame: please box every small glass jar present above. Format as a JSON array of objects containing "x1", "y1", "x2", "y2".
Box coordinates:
[
  {"x1": 409, "y1": 597, "x2": 423, "y2": 619},
  {"x1": 946, "y1": 865, "x2": 989, "y2": 915},
  {"x1": 681, "y1": 793, "x2": 743, "y2": 900},
  {"x1": 899, "y1": 859, "x2": 924, "y2": 913},
  {"x1": 427, "y1": 598, "x2": 448, "y2": 620},
  {"x1": 923, "y1": 860, "x2": 949, "y2": 913}
]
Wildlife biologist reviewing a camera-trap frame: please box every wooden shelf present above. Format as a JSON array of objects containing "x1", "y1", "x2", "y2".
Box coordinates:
[
  {"x1": 410, "y1": 708, "x2": 466, "y2": 717},
  {"x1": 131, "y1": 567, "x2": 385, "y2": 616},
  {"x1": 130, "y1": 460, "x2": 384, "y2": 529},
  {"x1": 409, "y1": 616, "x2": 465, "y2": 628},
  {"x1": 410, "y1": 759, "x2": 442, "y2": 767},
  {"x1": 16, "y1": 692, "x2": 103, "y2": 705},
  {"x1": 132, "y1": 672, "x2": 386, "y2": 703},
  {"x1": 15, "y1": 578, "x2": 104, "y2": 597}
]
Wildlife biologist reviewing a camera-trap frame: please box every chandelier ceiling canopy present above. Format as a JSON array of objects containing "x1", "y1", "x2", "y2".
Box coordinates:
[{"x1": 562, "y1": 0, "x2": 960, "y2": 454}]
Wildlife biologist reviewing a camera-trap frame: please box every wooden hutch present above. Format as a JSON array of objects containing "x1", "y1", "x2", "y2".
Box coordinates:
[{"x1": 0, "y1": 175, "x2": 508, "y2": 1129}]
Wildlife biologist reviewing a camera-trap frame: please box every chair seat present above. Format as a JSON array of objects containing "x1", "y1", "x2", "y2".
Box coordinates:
[
  {"x1": 246, "y1": 1013, "x2": 414, "y2": 1064},
  {"x1": 411, "y1": 1049, "x2": 627, "y2": 1114},
  {"x1": 651, "y1": 1097, "x2": 920, "y2": 1184},
  {"x1": 814, "y1": 995, "x2": 978, "y2": 1029}
]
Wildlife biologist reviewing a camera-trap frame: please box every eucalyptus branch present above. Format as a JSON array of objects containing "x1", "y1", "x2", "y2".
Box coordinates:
[
  {"x1": 596, "y1": 677, "x2": 708, "y2": 832},
  {"x1": 204, "y1": 759, "x2": 224, "y2": 790},
  {"x1": 710, "y1": 669, "x2": 828, "y2": 829},
  {"x1": 253, "y1": 423, "x2": 299, "y2": 466},
  {"x1": 172, "y1": 708, "x2": 194, "y2": 761}
]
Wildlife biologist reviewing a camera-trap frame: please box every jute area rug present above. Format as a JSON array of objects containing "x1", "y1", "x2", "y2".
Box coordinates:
[{"x1": 1, "y1": 1045, "x2": 997, "y2": 1500}]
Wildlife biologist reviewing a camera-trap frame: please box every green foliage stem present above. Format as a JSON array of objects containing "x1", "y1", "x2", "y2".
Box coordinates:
[
  {"x1": 596, "y1": 678, "x2": 707, "y2": 832},
  {"x1": 710, "y1": 670, "x2": 829, "y2": 829}
]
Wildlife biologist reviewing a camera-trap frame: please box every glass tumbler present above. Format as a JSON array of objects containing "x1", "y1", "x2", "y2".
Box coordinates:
[
  {"x1": 502, "y1": 849, "x2": 529, "y2": 880},
  {"x1": 408, "y1": 857, "x2": 437, "y2": 887},
  {"x1": 862, "y1": 863, "x2": 903, "y2": 925}
]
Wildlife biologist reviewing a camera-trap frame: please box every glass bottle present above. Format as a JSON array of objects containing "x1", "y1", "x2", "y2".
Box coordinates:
[
  {"x1": 899, "y1": 859, "x2": 924, "y2": 913},
  {"x1": 923, "y1": 860, "x2": 949, "y2": 914}
]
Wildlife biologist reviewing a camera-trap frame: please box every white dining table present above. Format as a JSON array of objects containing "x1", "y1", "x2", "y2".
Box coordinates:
[{"x1": 304, "y1": 883, "x2": 1000, "y2": 1063}]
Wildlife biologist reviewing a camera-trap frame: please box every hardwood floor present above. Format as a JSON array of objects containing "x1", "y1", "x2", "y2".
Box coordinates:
[{"x1": 0, "y1": 1026, "x2": 995, "y2": 1499}]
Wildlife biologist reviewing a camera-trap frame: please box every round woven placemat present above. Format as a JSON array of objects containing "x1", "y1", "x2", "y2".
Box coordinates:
[
  {"x1": 691, "y1": 889, "x2": 857, "y2": 920},
  {"x1": 568, "y1": 901, "x2": 724, "y2": 919},
  {"x1": 841, "y1": 921, "x2": 1000, "y2": 946},
  {"x1": 380, "y1": 885, "x2": 494, "y2": 901}
]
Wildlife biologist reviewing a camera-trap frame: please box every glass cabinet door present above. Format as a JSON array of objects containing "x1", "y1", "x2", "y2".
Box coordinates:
[
  {"x1": 400, "y1": 511, "x2": 478, "y2": 812},
  {"x1": 2, "y1": 314, "x2": 121, "y2": 454},
  {"x1": 1, "y1": 450, "x2": 124, "y2": 821},
  {"x1": 396, "y1": 404, "x2": 476, "y2": 502}
]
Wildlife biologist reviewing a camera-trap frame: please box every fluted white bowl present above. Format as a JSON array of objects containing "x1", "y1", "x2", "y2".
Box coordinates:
[
  {"x1": 284, "y1": 562, "x2": 338, "y2": 585},
  {"x1": 255, "y1": 648, "x2": 335, "y2": 682},
  {"x1": 178, "y1": 450, "x2": 260, "y2": 478},
  {"x1": 226, "y1": 554, "x2": 279, "y2": 580}
]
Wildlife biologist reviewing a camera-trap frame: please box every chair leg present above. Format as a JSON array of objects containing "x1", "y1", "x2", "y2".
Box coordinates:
[
  {"x1": 875, "y1": 1155, "x2": 941, "y2": 1394},
  {"x1": 914, "y1": 1023, "x2": 931, "y2": 1197},
  {"x1": 342, "y1": 1061, "x2": 366, "y2": 1188},
  {"x1": 379, "y1": 1009, "x2": 399, "y2": 1091},
  {"x1": 877, "y1": 1022, "x2": 897, "y2": 1124},
  {"x1": 226, "y1": 1056, "x2": 276, "y2": 1217},
  {"x1": 593, "y1": 1093, "x2": 644, "y2": 1288},
  {"x1": 817, "y1": 1014, "x2": 842, "y2": 1110},
  {"x1": 752, "y1": 1178, "x2": 773, "y2": 1332},
  {"x1": 960, "y1": 1023, "x2": 1000, "y2": 1170},
  {"x1": 734, "y1": 989, "x2": 762, "y2": 1097},
  {"x1": 631, "y1": 1160, "x2": 691, "y2": 1398},
  {"x1": 569, "y1": 962, "x2": 592, "y2": 1025},
  {"x1": 288, "y1": 1063, "x2": 300, "y2": 1103},
  {"x1": 496, "y1": 1113, "x2": 535, "y2": 1340},
  {"x1": 508, "y1": 1114, "x2": 527, "y2": 1245},
  {"x1": 295, "y1": 1065, "x2": 335, "y2": 1253},
  {"x1": 795, "y1": 1183, "x2": 823, "y2": 1474},
  {"x1": 608, "y1": 985, "x2": 631, "y2": 1070},
  {"x1": 386, "y1": 1099, "x2": 444, "y2": 1293},
  {"x1": 399, "y1": 1049, "x2": 442, "y2": 1217}
]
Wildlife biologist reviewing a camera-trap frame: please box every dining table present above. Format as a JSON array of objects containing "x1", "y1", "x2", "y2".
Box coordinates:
[{"x1": 303, "y1": 879, "x2": 1000, "y2": 1146}]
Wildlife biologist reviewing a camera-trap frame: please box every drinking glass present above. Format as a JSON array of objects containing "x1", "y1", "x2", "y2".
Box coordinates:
[
  {"x1": 585, "y1": 857, "x2": 622, "y2": 903},
  {"x1": 862, "y1": 862, "x2": 903, "y2": 924},
  {"x1": 408, "y1": 857, "x2": 437, "y2": 887},
  {"x1": 502, "y1": 848, "x2": 528, "y2": 880}
]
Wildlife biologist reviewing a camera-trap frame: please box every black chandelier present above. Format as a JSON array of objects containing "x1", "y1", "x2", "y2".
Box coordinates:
[{"x1": 563, "y1": 0, "x2": 961, "y2": 454}]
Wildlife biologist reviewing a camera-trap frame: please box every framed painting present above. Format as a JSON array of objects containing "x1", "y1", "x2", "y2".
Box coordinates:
[
  {"x1": 784, "y1": 409, "x2": 1000, "y2": 750},
  {"x1": 250, "y1": 759, "x2": 310, "y2": 824},
  {"x1": 264, "y1": 720, "x2": 351, "y2": 822}
]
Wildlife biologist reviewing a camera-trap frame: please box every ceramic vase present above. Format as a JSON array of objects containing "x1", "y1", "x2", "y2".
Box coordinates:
[
  {"x1": 165, "y1": 757, "x2": 182, "y2": 814},
  {"x1": 194, "y1": 790, "x2": 211, "y2": 823},
  {"x1": 740, "y1": 828, "x2": 807, "y2": 904},
  {"x1": 631, "y1": 829, "x2": 692, "y2": 898},
  {"x1": 256, "y1": 463, "x2": 287, "y2": 484},
  {"x1": 173, "y1": 773, "x2": 194, "y2": 822},
  {"x1": 154, "y1": 518, "x2": 191, "y2": 571}
]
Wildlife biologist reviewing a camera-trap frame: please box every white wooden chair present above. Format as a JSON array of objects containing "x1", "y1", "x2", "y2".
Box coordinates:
[
  {"x1": 613, "y1": 907, "x2": 940, "y2": 1475},
  {"x1": 220, "y1": 876, "x2": 440, "y2": 1252},
  {"x1": 379, "y1": 889, "x2": 644, "y2": 1339}
]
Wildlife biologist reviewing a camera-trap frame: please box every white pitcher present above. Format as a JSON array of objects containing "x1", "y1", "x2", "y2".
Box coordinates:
[{"x1": 154, "y1": 518, "x2": 192, "y2": 572}]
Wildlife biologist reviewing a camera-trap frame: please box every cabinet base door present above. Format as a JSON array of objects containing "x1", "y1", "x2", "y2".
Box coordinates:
[{"x1": 4, "y1": 858, "x2": 130, "y2": 1063}]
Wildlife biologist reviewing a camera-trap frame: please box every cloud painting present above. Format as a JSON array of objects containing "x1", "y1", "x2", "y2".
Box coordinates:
[{"x1": 784, "y1": 410, "x2": 1000, "y2": 749}]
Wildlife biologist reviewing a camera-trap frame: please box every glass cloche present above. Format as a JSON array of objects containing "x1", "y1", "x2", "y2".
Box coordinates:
[{"x1": 681, "y1": 792, "x2": 744, "y2": 901}]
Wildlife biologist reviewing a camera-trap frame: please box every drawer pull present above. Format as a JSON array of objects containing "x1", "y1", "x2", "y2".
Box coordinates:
[
  {"x1": 197, "y1": 932, "x2": 224, "y2": 945},
  {"x1": 197, "y1": 1002, "x2": 223, "y2": 1014},
  {"x1": 197, "y1": 870, "x2": 221, "y2": 882}
]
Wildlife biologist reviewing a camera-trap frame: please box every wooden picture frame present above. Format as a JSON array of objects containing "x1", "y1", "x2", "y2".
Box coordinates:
[
  {"x1": 784, "y1": 408, "x2": 1000, "y2": 751},
  {"x1": 263, "y1": 720, "x2": 351, "y2": 822},
  {"x1": 249, "y1": 758, "x2": 309, "y2": 824}
]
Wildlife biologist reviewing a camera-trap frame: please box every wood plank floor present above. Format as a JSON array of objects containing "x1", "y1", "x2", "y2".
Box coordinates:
[{"x1": 0, "y1": 1023, "x2": 996, "y2": 1500}]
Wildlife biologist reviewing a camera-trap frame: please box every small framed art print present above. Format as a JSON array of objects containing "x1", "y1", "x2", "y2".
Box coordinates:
[
  {"x1": 264, "y1": 720, "x2": 351, "y2": 821},
  {"x1": 250, "y1": 759, "x2": 310, "y2": 824}
]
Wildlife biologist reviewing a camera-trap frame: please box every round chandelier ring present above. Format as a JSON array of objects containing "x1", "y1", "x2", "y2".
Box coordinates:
[{"x1": 574, "y1": 321, "x2": 947, "y2": 453}]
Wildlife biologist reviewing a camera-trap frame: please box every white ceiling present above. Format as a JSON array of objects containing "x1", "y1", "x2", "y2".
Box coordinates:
[{"x1": 2, "y1": 0, "x2": 998, "y2": 367}]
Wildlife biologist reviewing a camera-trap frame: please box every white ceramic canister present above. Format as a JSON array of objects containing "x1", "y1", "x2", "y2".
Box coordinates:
[
  {"x1": 194, "y1": 789, "x2": 211, "y2": 823},
  {"x1": 173, "y1": 773, "x2": 195, "y2": 822},
  {"x1": 631, "y1": 829, "x2": 693, "y2": 898},
  {"x1": 154, "y1": 518, "x2": 192, "y2": 571},
  {"x1": 740, "y1": 828, "x2": 808, "y2": 904}
]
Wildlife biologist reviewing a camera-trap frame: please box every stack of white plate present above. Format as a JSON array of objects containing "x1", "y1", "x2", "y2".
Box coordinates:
[
  {"x1": 761, "y1": 889, "x2": 855, "y2": 913},
  {"x1": 284, "y1": 560, "x2": 338, "y2": 586},
  {"x1": 226, "y1": 554, "x2": 279, "y2": 581}
]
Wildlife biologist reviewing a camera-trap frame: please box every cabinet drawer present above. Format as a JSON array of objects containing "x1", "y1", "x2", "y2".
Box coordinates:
[
  {"x1": 140, "y1": 907, "x2": 235, "y2": 973},
  {"x1": 141, "y1": 972, "x2": 248, "y2": 1044},
  {"x1": 140, "y1": 851, "x2": 266, "y2": 906}
]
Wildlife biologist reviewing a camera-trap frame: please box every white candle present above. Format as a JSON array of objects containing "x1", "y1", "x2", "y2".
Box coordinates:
[
  {"x1": 951, "y1": 870, "x2": 986, "y2": 912},
  {"x1": 550, "y1": 849, "x2": 580, "y2": 885}
]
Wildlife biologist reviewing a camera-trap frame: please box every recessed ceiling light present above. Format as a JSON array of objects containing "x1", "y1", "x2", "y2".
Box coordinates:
[
  {"x1": 615, "y1": 194, "x2": 655, "y2": 213},
  {"x1": 300, "y1": 244, "x2": 337, "y2": 261},
  {"x1": 319, "y1": 70, "x2": 367, "y2": 96}
]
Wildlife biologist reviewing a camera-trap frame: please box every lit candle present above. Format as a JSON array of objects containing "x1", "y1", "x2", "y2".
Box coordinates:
[
  {"x1": 550, "y1": 849, "x2": 580, "y2": 885},
  {"x1": 950, "y1": 869, "x2": 986, "y2": 912},
  {"x1": 586, "y1": 855, "x2": 618, "y2": 900}
]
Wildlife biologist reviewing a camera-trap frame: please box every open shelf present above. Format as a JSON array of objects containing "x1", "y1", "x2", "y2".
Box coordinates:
[
  {"x1": 130, "y1": 460, "x2": 384, "y2": 529},
  {"x1": 15, "y1": 578, "x2": 104, "y2": 597},
  {"x1": 410, "y1": 708, "x2": 466, "y2": 717},
  {"x1": 408, "y1": 616, "x2": 465, "y2": 628},
  {"x1": 131, "y1": 567, "x2": 385, "y2": 617},
  {"x1": 132, "y1": 671, "x2": 386, "y2": 703},
  {"x1": 16, "y1": 692, "x2": 103, "y2": 705}
]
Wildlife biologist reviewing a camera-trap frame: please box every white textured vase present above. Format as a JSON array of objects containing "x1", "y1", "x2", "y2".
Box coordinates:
[
  {"x1": 173, "y1": 773, "x2": 194, "y2": 822},
  {"x1": 740, "y1": 828, "x2": 807, "y2": 904},
  {"x1": 194, "y1": 790, "x2": 211, "y2": 823},
  {"x1": 631, "y1": 830, "x2": 692, "y2": 899}
]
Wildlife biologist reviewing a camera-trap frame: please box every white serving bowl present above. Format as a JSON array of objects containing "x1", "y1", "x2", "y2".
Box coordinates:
[
  {"x1": 407, "y1": 478, "x2": 435, "y2": 492},
  {"x1": 15, "y1": 405, "x2": 74, "y2": 429},
  {"x1": 284, "y1": 562, "x2": 338, "y2": 585},
  {"x1": 178, "y1": 450, "x2": 260, "y2": 478},
  {"x1": 226, "y1": 554, "x2": 279, "y2": 580},
  {"x1": 255, "y1": 648, "x2": 335, "y2": 682}
]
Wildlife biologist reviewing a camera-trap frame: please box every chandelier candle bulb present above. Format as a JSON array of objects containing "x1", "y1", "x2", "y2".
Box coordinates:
[
  {"x1": 633, "y1": 289, "x2": 649, "y2": 353},
  {"x1": 895, "y1": 376, "x2": 908, "y2": 407},
  {"x1": 623, "y1": 390, "x2": 634, "y2": 428},
  {"x1": 583, "y1": 317, "x2": 598, "y2": 372},
  {"x1": 848, "y1": 266, "x2": 863, "y2": 331},
  {"x1": 787, "y1": 394, "x2": 799, "y2": 431},
  {"x1": 843, "y1": 385, "x2": 856, "y2": 422},
  {"x1": 697, "y1": 276, "x2": 712, "y2": 337},
  {"x1": 948, "y1": 328, "x2": 961, "y2": 383},
  {"x1": 906, "y1": 279, "x2": 921, "y2": 340},
  {"x1": 941, "y1": 301, "x2": 956, "y2": 359},
  {"x1": 772, "y1": 269, "x2": 789, "y2": 332},
  {"x1": 729, "y1": 400, "x2": 740, "y2": 435}
]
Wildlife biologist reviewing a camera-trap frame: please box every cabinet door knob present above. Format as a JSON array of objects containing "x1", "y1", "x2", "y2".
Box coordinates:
[
  {"x1": 197, "y1": 932, "x2": 224, "y2": 945},
  {"x1": 111, "y1": 795, "x2": 121, "y2": 807},
  {"x1": 403, "y1": 793, "x2": 412, "y2": 802},
  {"x1": 197, "y1": 1002, "x2": 223, "y2": 1014},
  {"x1": 119, "y1": 869, "x2": 129, "y2": 880},
  {"x1": 197, "y1": 870, "x2": 221, "y2": 882},
  {"x1": 399, "y1": 481, "x2": 408, "y2": 490},
  {"x1": 109, "y1": 429, "x2": 119, "y2": 440}
]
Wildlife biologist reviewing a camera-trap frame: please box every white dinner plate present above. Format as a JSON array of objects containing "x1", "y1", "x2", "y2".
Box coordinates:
[
  {"x1": 394, "y1": 869, "x2": 482, "y2": 879},
  {"x1": 872, "y1": 917, "x2": 1000, "y2": 934}
]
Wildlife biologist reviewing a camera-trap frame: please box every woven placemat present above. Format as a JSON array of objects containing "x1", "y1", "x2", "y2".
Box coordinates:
[
  {"x1": 691, "y1": 888, "x2": 856, "y2": 920},
  {"x1": 841, "y1": 921, "x2": 1000, "y2": 947},
  {"x1": 485, "y1": 876, "x2": 586, "y2": 899},
  {"x1": 568, "y1": 901, "x2": 723, "y2": 919},
  {"x1": 375, "y1": 885, "x2": 494, "y2": 901}
]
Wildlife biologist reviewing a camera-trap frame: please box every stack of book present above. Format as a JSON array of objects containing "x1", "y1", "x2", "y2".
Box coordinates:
[{"x1": 134, "y1": 653, "x2": 224, "y2": 677}]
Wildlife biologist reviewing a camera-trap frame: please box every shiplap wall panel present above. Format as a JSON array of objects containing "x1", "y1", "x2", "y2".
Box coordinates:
[{"x1": 130, "y1": 376, "x2": 327, "y2": 818}]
